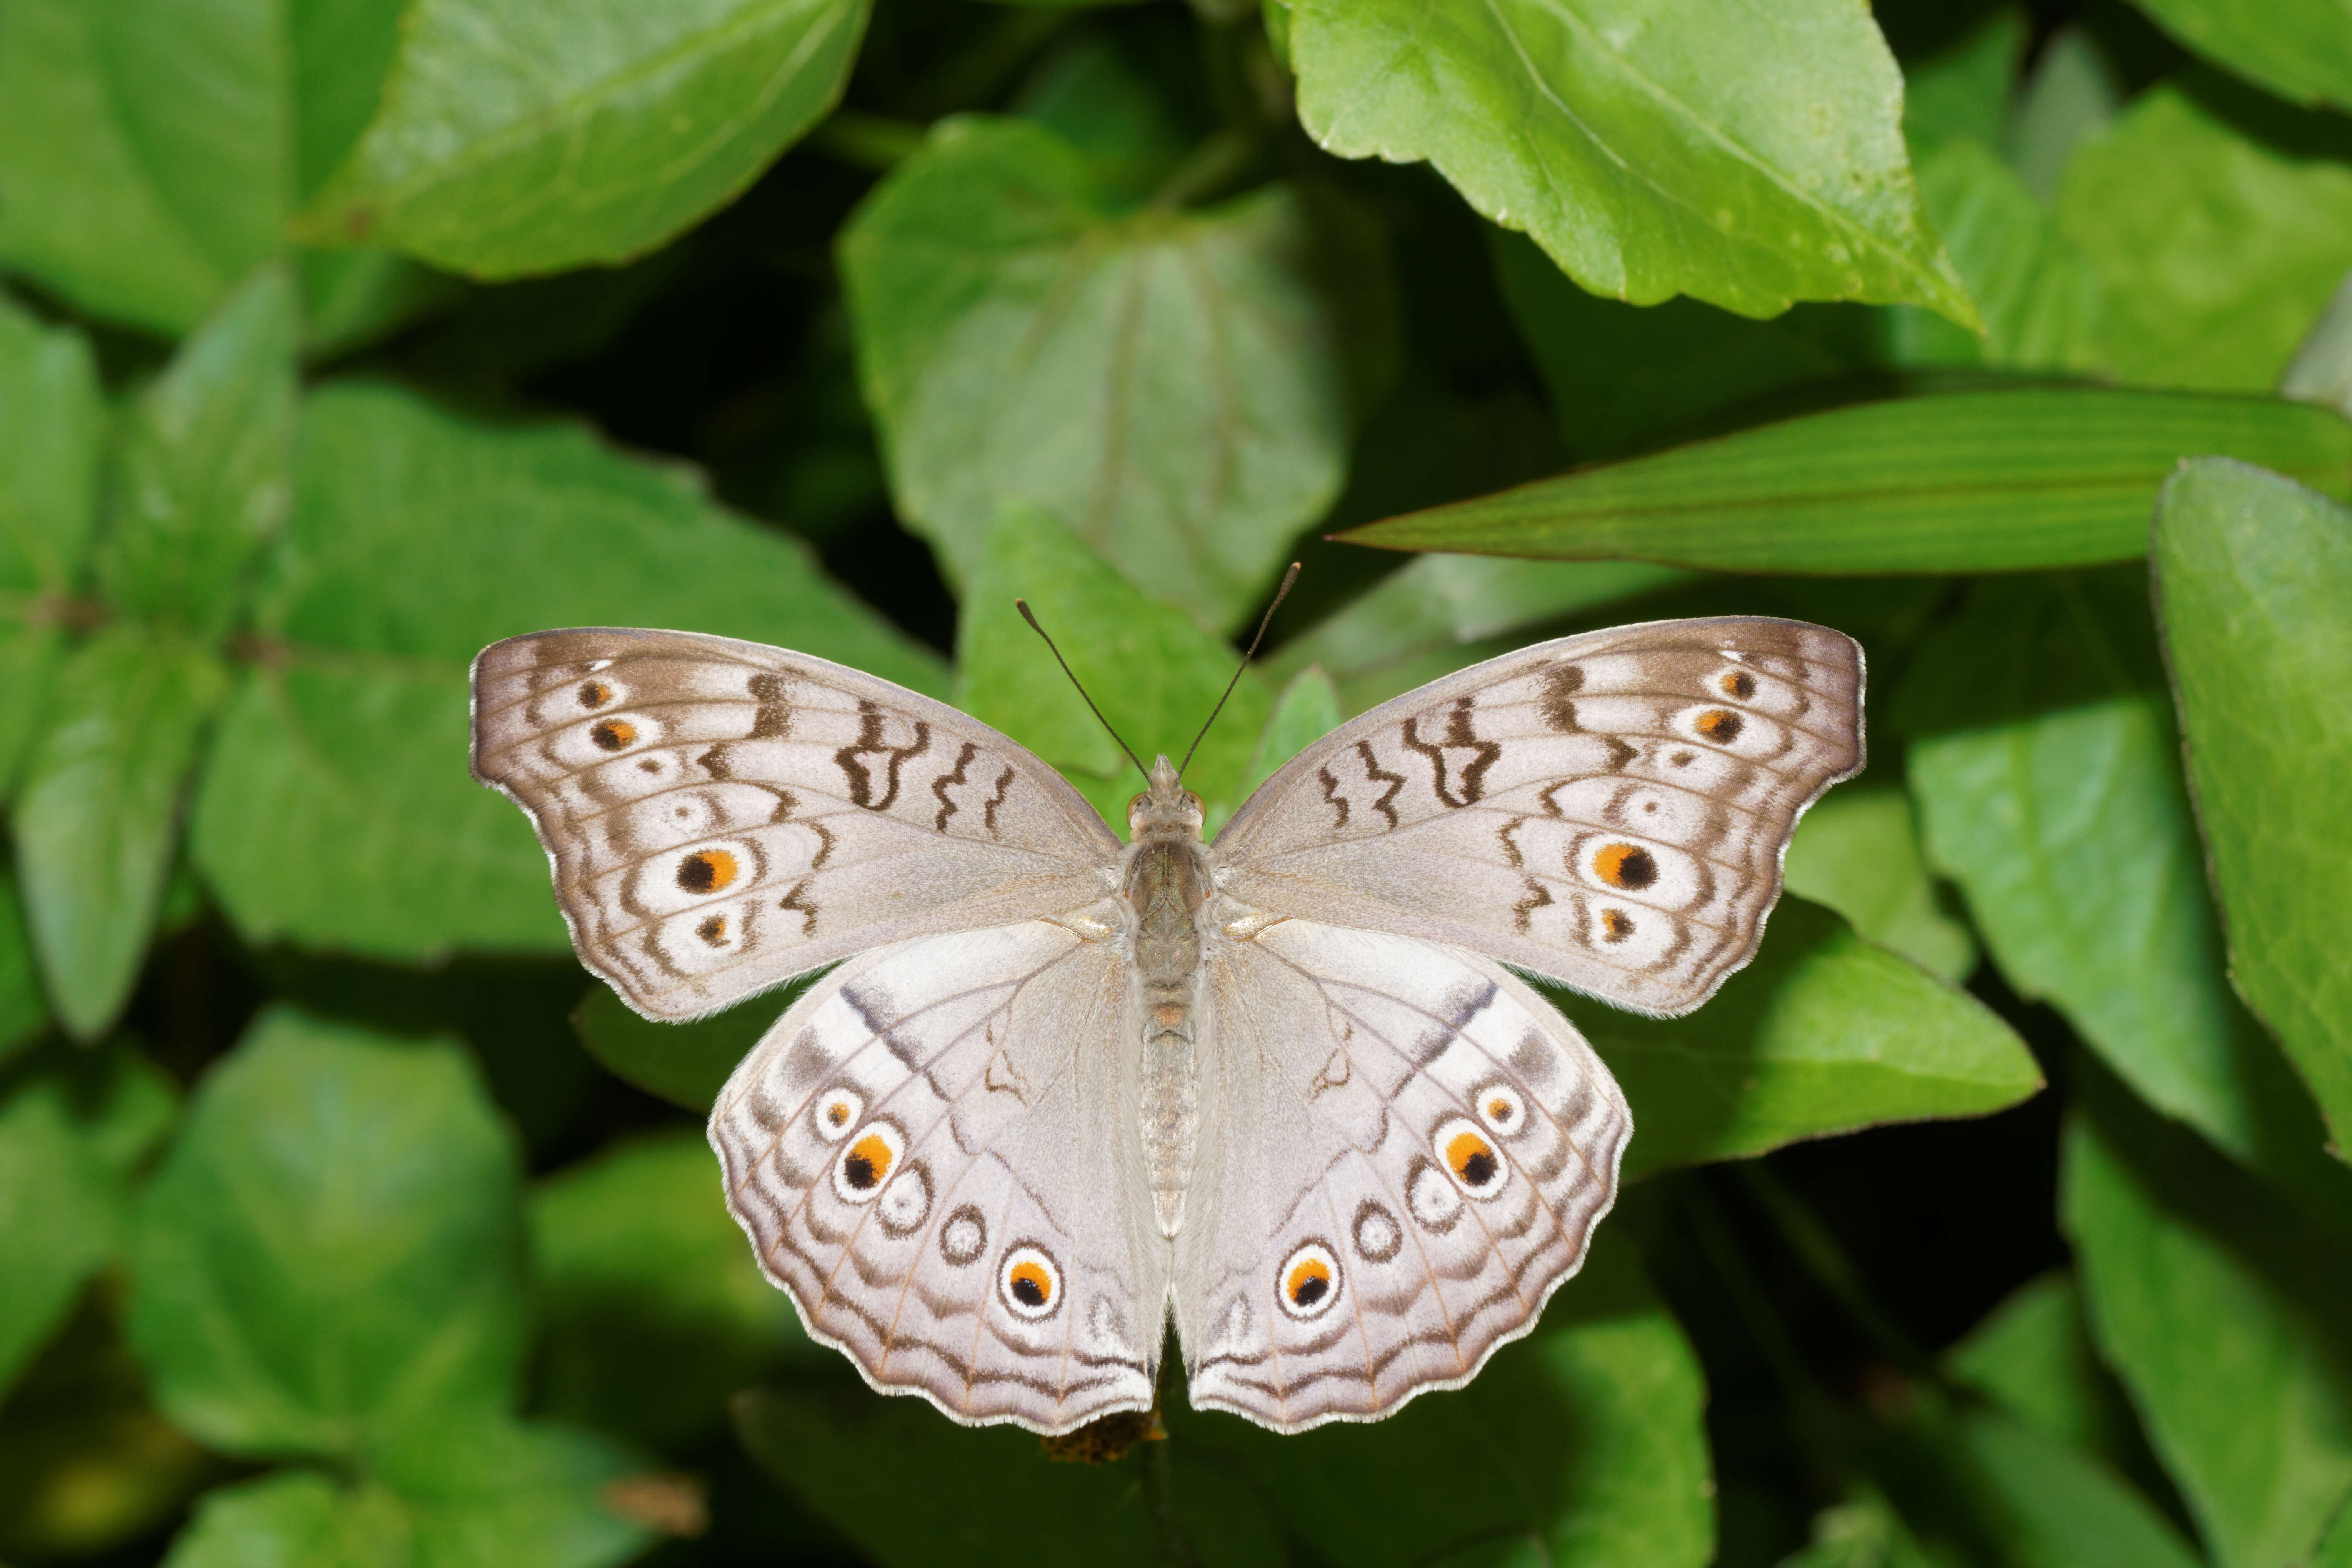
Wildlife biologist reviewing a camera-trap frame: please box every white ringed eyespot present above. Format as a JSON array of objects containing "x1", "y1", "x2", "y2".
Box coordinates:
[
  {"x1": 999, "y1": 1244, "x2": 1062, "y2": 1319},
  {"x1": 1432, "y1": 1116, "x2": 1509, "y2": 1198},
  {"x1": 1475, "y1": 1083, "x2": 1527, "y2": 1137},
  {"x1": 832, "y1": 1118, "x2": 905, "y2": 1203},
  {"x1": 1277, "y1": 1242, "x2": 1342, "y2": 1320},
  {"x1": 813, "y1": 1088, "x2": 862, "y2": 1142}
]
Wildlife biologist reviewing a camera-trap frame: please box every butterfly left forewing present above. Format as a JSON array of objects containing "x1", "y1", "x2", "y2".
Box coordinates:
[
  {"x1": 1213, "y1": 616, "x2": 1863, "y2": 1018},
  {"x1": 1174, "y1": 922, "x2": 1630, "y2": 1431},
  {"x1": 471, "y1": 628, "x2": 1121, "y2": 1018},
  {"x1": 709, "y1": 917, "x2": 1167, "y2": 1433}
]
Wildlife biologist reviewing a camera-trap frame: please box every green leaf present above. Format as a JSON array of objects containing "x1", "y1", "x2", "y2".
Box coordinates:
[
  {"x1": 1173, "y1": 1233, "x2": 1712, "y2": 1568},
  {"x1": 1286, "y1": 0, "x2": 1976, "y2": 324},
  {"x1": 2154, "y1": 459, "x2": 2352, "y2": 1159},
  {"x1": 1929, "y1": 1405, "x2": 2205, "y2": 1568},
  {"x1": 956, "y1": 504, "x2": 1269, "y2": 827},
  {"x1": 0, "y1": 1083, "x2": 125, "y2": 1393},
  {"x1": 532, "y1": 1128, "x2": 815, "y2": 1446},
  {"x1": 1780, "y1": 1489, "x2": 1942, "y2": 1568},
  {"x1": 1903, "y1": 10, "x2": 2028, "y2": 158},
  {"x1": 1580, "y1": 897, "x2": 2037, "y2": 1178},
  {"x1": 571, "y1": 983, "x2": 773, "y2": 1112},
  {"x1": 300, "y1": 0, "x2": 870, "y2": 278},
  {"x1": 1233, "y1": 665, "x2": 1341, "y2": 804},
  {"x1": 2127, "y1": 0, "x2": 2352, "y2": 113},
  {"x1": 160, "y1": 1470, "x2": 408, "y2": 1568},
  {"x1": 127, "y1": 1008, "x2": 527, "y2": 1461},
  {"x1": 0, "y1": 868, "x2": 46, "y2": 1064},
  {"x1": 0, "y1": 0, "x2": 428, "y2": 339},
  {"x1": 1899, "y1": 138, "x2": 2104, "y2": 373},
  {"x1": 92, "y1": 267, "x2": 299, "y2": 638},
  {"x1": 12, "y1": 630, "x2": 230, "y2": 1040},
  {"x1": 2058, "y1": 82, "x2": 2352, "y2": 392},
  {"x1": 842, "y1": 117, "x2": 1349, "y2": 630},
  {"x1": 1334, "y1": 388, "x2": 2352, "y2": 573},
  {"x1": 2319, "y1": 1501, "x2": 2352, "y2": 1568},
  {"x1": 2064, "y1": 1063, "x2": 2352, "y2": 1568},
  {"x1": 0, "y1": 292, "x2": 105, "y2": 797},
  {"x1": 2004, "y1": 27, "x2": 2120, "y2": 205},
  {"x1": 1943, "y1": 1273, "x2": 2155, "y2": 1481},
  {"x1": 1783, "y1": 786, "x2": 1976, "y2": 984},
  {"x1": 190, "y1": 380, "x2": 940, "y2": 961}
]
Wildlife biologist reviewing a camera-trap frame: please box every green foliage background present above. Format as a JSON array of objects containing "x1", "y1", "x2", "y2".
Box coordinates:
[{"x1": 0, "y1": 0, "x2": 2349, "y2": 1563}]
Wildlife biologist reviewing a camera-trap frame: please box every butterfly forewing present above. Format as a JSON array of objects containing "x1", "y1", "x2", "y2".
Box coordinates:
[
  {"x1": 469, "y1": 629, "x2": 1120, "y2": 1018},
  {"x1": 1213, "y1": 616, "x2": 1864, "y2": 1018}
]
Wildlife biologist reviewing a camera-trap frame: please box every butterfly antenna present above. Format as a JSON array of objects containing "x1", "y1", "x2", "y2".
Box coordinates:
[
  {"x1": 1179, "y1": 561, "x2": 1300, "y2": 782},
  {"x1": 1015, "y1": 599, "x2": 1151, "y2": 785}
]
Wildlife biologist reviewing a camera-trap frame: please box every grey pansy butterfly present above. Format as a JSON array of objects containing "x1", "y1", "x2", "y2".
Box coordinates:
[{"x1": 469, "y1": 614, "x2": 1863, "y2": 1434}]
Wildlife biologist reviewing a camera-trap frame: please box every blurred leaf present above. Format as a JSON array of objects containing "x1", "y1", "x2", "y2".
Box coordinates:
[
  {"x1": 532, "y1": 1129, "x2": 815, "y2": 1446},
  {"x1": 301, "y1": 0, "x2": 870, "y2": 276},
  {"x1": 92, "y1": 267, "x2": 298, "y2": 638},
  {"x1": 0, "y1": 1083, "x2": 125, "y2": 1392},
  {"x1": 2003, "y1": 27, "x2": 2120, "y2": 204},
  {"x1": 0, "y1": 870, "x2": 45, "y2": 1065},
  {"x1": 1011, "y1": 36, "x2": 1189, "y2": 200},
  {"x1": 1233, "y1": 665, "x2": 1340, "y2": 803},
  {"x1": 368, "y1": 1417, "x2": 653, "y2": 1568},
  {"x1": 2127, "y1": 0, "x2": 2352, "y2": 112},
  {"x1": 190, "y1": 380, "x2": 941, "y2": 960},
  {"x1": 1489, "y1": 229, "x2": 1883, "y2": 463},
  {"x1": 1904, "y1": 10, "x2": 2027, "y2": 158},
  {"x1": 842, "y1": 116, "x2": 1349, "y2": 630},
  {"x1": 1942, "y1": 1272, "x2": 2160, "y2": 1489},
  {"x1": 571, "y1": 983, "x2": 775, "y2": 1112},
  {"x1": 1266, "y1": 552, "x2": 1689, "y2": 699},
  {"x1": 127, "y1": 1008, "x2": 527, "y2": 1461},
  {"x1": 1175, "y1": 1233, "x2": 1712, "y2": 1568},
  {"x1": 2058, "y1": 82, "x2": 2352, "y2": 391},
  {"x1": 2320, "y1": 1503, "x2": 2352, "y2": 1568},
  {"x1": 2154, "y1": 459, "x2": 2352, "y2": 1159},
  {"x1": 1285, "y1": 0, "x2": 1975, "y2": 325},
  {"x1": 160, "y1": 1470, "x2": 409, "y2": 1568},
  {"x1": 957, "y1": 503, "x2": 1269, "y2": 827},
  {"x1": 2283, "y1": 271, "x2": 2352, "y2": 418},
  {"x1": 1335, "y1": 389, "x2": 2352, "y2": 571},
  {"x1": 0, "y1": 292, "x2": 104, "y2": 796},
  {"x1": 1576, "y1": 898, "x2": 2037, "y2": 1180},
  {"x1": 2064, "y1": 1063, "x2": 2352, "y2": 1568},
  {"x1": 1779, "y1": 1488, "x2": 1945, "y2": 1568},
  {"x1": 12, "y1": 630, "x2": 229, "y2": 1040},
  {"x1": 1784, "y1": 786, "x2": 1976, "y2": 984},
  {"x1": 0, "y1": 0, "x2": 429, "y2": 340},
  {"x1": 1927, "y1": 1405, "x2": 2205, "y2": 1568},
  {"x1": 1898, "y1": 139, "x2": 2103, "y2": 373}
]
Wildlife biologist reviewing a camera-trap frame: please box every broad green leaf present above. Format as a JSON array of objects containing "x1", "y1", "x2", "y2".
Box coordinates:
[
  {"x1": 1172, "y1": 1233, "x2": 1712, "y2": 1568},
  {"x1": 1783, "y1": 786, "x2": 1976, "y2": 983},
  {"x1": 532, "y1": 1129, "x2": 815, "y2": 1445},
  {"x1": 1488, "y1": 228, "x2": 1883, "y2": 463},
  {"x1": 1929, "y1": 1405, "x2": 2205, "y2": 1568},
  {"x1": 1233, "y1": 665, "x2": 1341, "y2": 803},
  {"x1": 1575, "y1": 898, "x2": 2038, "y2": 1179},
  {"x1": 2058, "y1": 83, "x2": 2352, "y2": 392},
  {"x1": 1897, "y1": 138, "x2": 2103, "y2": 373},
  {"x1": 160, "y1": 1470, "x2": 408, "y2": 1568},
  {"x1": 2155, "y1": 460, "x2": 2352, "y2": 1156},
  {"x1": 1943, "y1": 1273, "x2": 2154, "y2": 1482},
  {"x1": 1334, "y1": 389, "x2": 2352, "y2": 572},
  {"x1": 2065, "y1": 1066, "x2": 2352, "y2": 1568},
  {"x1": 1285, "y1": 0, "x2": 1975, "y2": 324},
  {"x1": 2003, "y1": 27, "x2": 2121, "y2": 204},
  {"x1": 0, "y1": 293, "x2": 105, "y2": 796},
  {"x1": 190, "y1": 380, "x2": 940, "y2": 960},
  {"x1": 571, "y1": 983, "x2": 773, "y2": 1111},
  {"x1": 738, "y1": 1385, "x2": 1285, "y2": 1568},
  {"x1": 92, "y1": 268, "x2": 298, "y2": 638},
  {"x1": 0, "y1": 1084, "x2": 125, "y2": 1392},
  {"x1": 1265, "y1": 551, "x2": 1689, "y2": 701},
  {"x1": 2320, "y1": 1503, "x2": 2352, "y2": 1568},
  {"x1": 127, "y1": 1008, "x2": 527, "y2": 1460},
  {"x1": 1011, "y1": 36, "x2": 1189, "y2": 201},
  {"x1": 12, "y1": 630, "x2": 230, "y2": 1040},
  {"x1": 300, "y1": 0, "x2": 870, "y2": 277},
  {"x1": 0, "y1": 869, "x2": 45, "y2": 1063},
  {"x1": 0, "y1": 0, "x2": 428, "y2": 340},
  {"x1": 1902, "y1": 10, "x2": 2027, "y2": 158},
  {"x1": 956, "y1": 504, "x2": 1269, "y2": 828},
  {"x1": 2128, "y1": 0, "x2": 2352, "y2": 112},
  {"x1": 841, "y1": 117, "x2": 1348, "y2": 630}
]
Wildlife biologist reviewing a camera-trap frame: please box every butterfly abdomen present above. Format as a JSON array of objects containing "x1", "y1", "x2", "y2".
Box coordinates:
[{"x1": 1122, "y1": 832, "x2": 1211, "y2": 1239}]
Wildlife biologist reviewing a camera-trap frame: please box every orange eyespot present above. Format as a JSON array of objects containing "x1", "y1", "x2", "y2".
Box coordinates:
[
  {"x1": 1009, "y1": 1261, "x2": 1052, "y2": 1306},
  {"x1": 590, "y1": 718, "x2": 637, "y2": 751},
  {"x1": 1592, "y1": 842, "x2": 1657, "y2": 890},
  {"x1": 1475, "y1": 1083, "x2": 1527, "y2": 1137},
  {"x1": 1277, "y1": 1243, "x2": 1342, "y2": 1319},
  {"x1": 827, "y1": 1103, "x2": 850, "y2": 1127},
  {"x1": 999, "y1": 1245, "x2": 1063, "y2": 1318},
  {"x1": 813, "y1": 1089, "x2": 863, "y2": 1142},
  {"x1": 832, "y1": 1117, "x2": 903, "y2": 1203},
  {"x1": 577, "y1": 680, "x2": 612, "y2": 708},
  {"x1": 1446, "y1": 1129, "x2": 1500, "y2": 1189},
  {"x1": 1719, "y1": 670, "x2": 1756, "y2": 700},
  {"x1": 1600, "y1": 908, "x2": 1635, "y2": 943},
  {"x1": 1695, "y1": 708, "x2": 1743, "y2": 743},
  {"x1": 1287, "y1": 1258, "x2": 1330, "y2": 1305},
  {"x1": 677, "y1": 848, "x2": 738, "y2": 895},
  {"x1": 843, "y1": 1133, "x2": 894, "y2": 1190},
  {"x1": 695, "y1": 914, "x2": 728, "y2": 946}
]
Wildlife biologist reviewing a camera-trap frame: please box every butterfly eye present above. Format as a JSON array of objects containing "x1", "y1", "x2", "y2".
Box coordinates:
[
  {"x1": 1475, "y1": 1083, "x2": 1527, "y2": 1136},
  {"x1": 813, "y1": 1089, "x2": 863, "y2": 1141},
  {"x1": 1276, "y1": 1242, "x2": 1342, "y2": 1320},
  {"x1": 832, "y1": 1118, "x2": 905, "y2": 1203},
  {"x1": 1433, "y1": 1118, "x2": 1509, "y2": 1197},
  {"x1": 999, "y1": 1245, "x2": 1063, "y2": 1319}
]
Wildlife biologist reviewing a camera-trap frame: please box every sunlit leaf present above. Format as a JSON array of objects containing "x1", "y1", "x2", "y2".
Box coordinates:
[
  {"x1": 2126, "y1": 0, "x2": 2352, "y2": 113},
  {"x1": 2155, "y1": 459, "x2": 2352, "y2": 1158},
  {"x1": 1285, "y1": 0, "x2": 1975, "y2": 324},
  {"x1": 842, "y1": 117, "x2": 1349, "y2": 630},
  {"x1": 1784, "y1": 786, "x2": 1976, "y2": 983},
  {"x1": 1335, "y1": 389, "x2": 2352, "y2": 573},
  {"x1": 1900, "y1": 138, "x2": 2103, "y2": 373},
  {"x1": 1233, "y1": 665, "x2": 1341, "y2": 804}
]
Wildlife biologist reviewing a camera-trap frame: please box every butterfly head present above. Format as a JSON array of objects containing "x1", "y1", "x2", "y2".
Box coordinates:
[{"x1": 1130, "y1": 754, "x2": 1204, "y2": 839}]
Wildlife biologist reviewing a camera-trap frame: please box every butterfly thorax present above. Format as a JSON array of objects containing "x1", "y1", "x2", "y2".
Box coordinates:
[{"x1": 1123, "y1": 756, "x2": 1213, "y2": 1238}]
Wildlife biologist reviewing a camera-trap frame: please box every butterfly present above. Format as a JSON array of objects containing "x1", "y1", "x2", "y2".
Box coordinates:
[{"x1": 469, "y1": 613, "x2": 1863, "y2": 1434}]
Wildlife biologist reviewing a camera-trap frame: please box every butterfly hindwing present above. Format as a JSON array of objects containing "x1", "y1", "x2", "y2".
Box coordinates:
[
  {"x1": 1213, "y1": 616, "x2": 1864, "y2": 1018},
  {"x1": 708, "y1": 918, "x2": 1167, "y2": 1433},
  {"x1": 1175, "y1": 922, "x2": 1630, "y2": 1430},
  {"x1": 470, "y1": 629, "x2": 1120, "y2": 1018}
]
